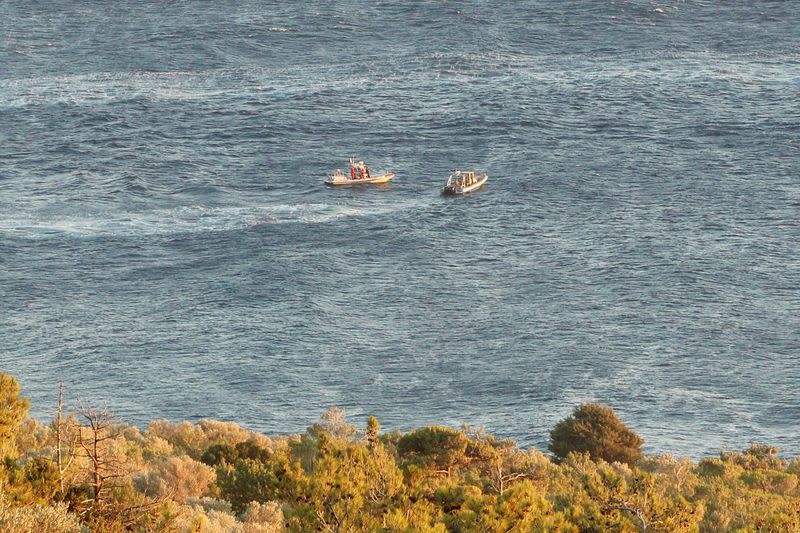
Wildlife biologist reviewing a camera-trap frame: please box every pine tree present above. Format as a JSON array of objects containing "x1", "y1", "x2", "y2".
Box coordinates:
[
  {"x1": 549, "y1": 403, "x2": 644, "y2": 466},
  {"x1": 0, "y1": 374, "x2": 30, "y2": 459}
]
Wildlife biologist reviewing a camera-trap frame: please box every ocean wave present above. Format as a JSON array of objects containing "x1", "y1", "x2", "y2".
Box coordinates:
[
  {"x1": 0, "y1": 66, "x2": 371, "y2": 108},
  {"x1": 0, "y1": 71, "x2": 239, "y2": 108},
  {"x1": 1, "y1": 48, "x2": 796, "y2": 109}
]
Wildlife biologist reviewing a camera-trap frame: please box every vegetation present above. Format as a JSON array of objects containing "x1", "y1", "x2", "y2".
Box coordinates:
[
  {"x1": 549, "y1": 403, "x2": 644, "y2": 466},
  {"x1": 2, "y1": 372, "x2": 799, "y2": 532}
]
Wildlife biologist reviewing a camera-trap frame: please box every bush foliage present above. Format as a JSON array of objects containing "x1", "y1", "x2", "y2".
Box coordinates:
[
  {"x1": 549, "y1": 403, "x2": 645, "y2": 465},
  {"x1": 2, "y1": 373, "x2": 799, "y2": 532}
]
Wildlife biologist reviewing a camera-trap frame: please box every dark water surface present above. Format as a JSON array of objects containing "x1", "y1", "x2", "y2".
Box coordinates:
[{"x1": 2, "y1": 1, "x2": 799, "y2": 457}]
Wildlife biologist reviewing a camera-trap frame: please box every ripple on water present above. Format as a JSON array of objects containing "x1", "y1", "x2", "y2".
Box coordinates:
[{"x1": 1, "y1": 0, "x2": 799, "y2": 457}]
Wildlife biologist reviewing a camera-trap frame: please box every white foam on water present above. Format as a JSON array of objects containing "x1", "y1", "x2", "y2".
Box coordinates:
[
  {"x1": 0, "y1": 200, "x2": 420, "y2": 239},
  {"x1": 0, "y1": 66, "x2": 381, "y2": 108},
  {"x1": 1, "y1": 46, "x2": 798, "y2": 107},
  {"x1": 0, "y1": 71, "x2": 242, "y2": 107}
]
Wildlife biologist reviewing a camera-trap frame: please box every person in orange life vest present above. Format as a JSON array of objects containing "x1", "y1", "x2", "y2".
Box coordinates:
[{"x1": 351, "y1": 167, "x2": 356, "y2": 180}]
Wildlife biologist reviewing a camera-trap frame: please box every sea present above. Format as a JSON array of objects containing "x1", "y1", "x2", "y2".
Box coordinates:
[{"x1": 2, "y1": 1, "x2": 799, "y2": 458}]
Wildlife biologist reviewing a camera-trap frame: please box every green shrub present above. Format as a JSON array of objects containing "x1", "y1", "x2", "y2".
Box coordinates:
[{"x1": 549, "y1": 403, "x2": 644, "y2": 466}]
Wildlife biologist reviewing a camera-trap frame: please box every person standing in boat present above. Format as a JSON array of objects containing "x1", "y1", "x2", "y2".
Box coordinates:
[
  {"x1": 365, "y1": 166, "x2": 371, "y2": 180},
  {"x1": 350, "y1": 166, "x2": 356, "y2": 180}
]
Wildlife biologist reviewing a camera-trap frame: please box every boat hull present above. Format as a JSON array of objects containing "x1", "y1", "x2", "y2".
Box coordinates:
[
  {"x1": 442, "y1": 174, "x2": 488, "y2": 195},
  {"x1": 325, "y1": 172, "x2": 396, "y2": 186}
]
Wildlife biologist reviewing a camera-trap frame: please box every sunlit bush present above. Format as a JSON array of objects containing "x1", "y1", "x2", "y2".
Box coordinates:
[
  {"x1": 135, "y1": 455, "x2": 216, "y2": 502},
  {"x1": 147, "y1": 420, "x2": 271, "y2": 460},
  {"x1": 241, "y1": 501, "x2": 285, "y2": 533},
  {"x1": 0, "y1": 498, "x2": 85, "y2": 533}
]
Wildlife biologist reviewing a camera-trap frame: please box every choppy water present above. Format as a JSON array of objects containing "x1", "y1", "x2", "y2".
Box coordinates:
[{"x1": 2, "y1": 1, "x2": 799, "y2": 457}]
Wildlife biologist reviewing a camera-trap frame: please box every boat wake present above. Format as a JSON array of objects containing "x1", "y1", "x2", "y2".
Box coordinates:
[{"x1": 0, "y1": 201, "x2": 418, "y2": 239}]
